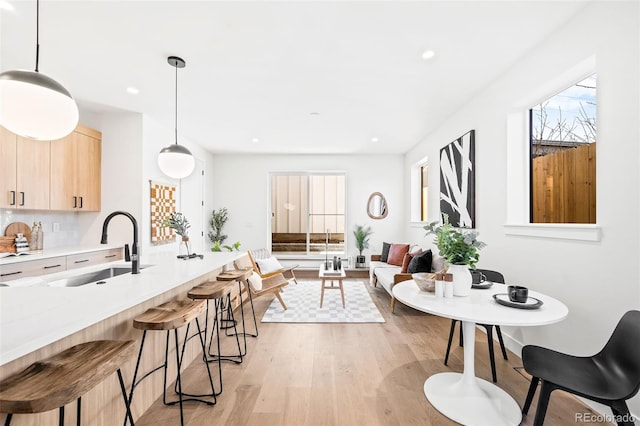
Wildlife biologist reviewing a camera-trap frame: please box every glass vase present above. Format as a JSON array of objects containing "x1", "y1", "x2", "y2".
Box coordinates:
[{"x1": 179, "y1": 237, "x2": 191, "y2": 258}]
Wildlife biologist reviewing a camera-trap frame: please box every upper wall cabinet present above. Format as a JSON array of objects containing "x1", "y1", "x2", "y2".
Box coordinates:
[
  {"x1": 50, "y1": 125, "x2": 102, "y2": 211},
  {"x1": 0, "y1": 126, "x2": 50, "y2": 210}
]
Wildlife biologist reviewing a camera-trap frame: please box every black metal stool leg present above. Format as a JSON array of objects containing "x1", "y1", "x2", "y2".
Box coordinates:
[
  {"x1": 76, "y1": 397, "x2": 81, "y2": 426},
  {"x1": 117, "y1": 369, "x2": 135, "y2": 426},
  {"x1": 4, "y1": 414, "x2": 11, "y2": 426},
  {"x1": 207, "y1": 294, "x2": 243, "y2": 365},
  {"x1": 59, "y1": 405, "x2": 64, "y2": 426},
  {"x1": 174, "y1": 329, "x2": 185, "y2": 426}
]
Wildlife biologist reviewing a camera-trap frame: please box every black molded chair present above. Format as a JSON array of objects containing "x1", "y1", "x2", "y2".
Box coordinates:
[
  {"x1": 522, "y1": 310, "x2": 640, "y2": 426},
  {"x1": 444, "y1": 269, "x2": 508, "y2": 383}
]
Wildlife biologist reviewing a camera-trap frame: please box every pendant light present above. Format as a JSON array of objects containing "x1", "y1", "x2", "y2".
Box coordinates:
[
  {"x1": 0, "y1": 0, "x2": 78, "y2": 140},
  {"x1": 158, "y1": 56, "x2": 194, "y2": 179}
]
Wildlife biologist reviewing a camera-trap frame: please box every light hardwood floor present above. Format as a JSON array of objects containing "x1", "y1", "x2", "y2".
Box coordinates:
[{"x1": 136, "y1": 279, "x2": 609, "y2": 426}]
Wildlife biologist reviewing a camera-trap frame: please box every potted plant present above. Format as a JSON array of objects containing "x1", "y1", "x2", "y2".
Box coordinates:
[
  {"x1": 208, "y1": 207, "x2": 228, "y2": 247},
  {"x1": 424, "y1": 214, "x2": 486, "y2": 296},
  {"x1": 353, "y1": 224, "x2": 373, "y2": 268},
  {"x1": 163, "y1": 212, "x2": 191, "y2": 258}
]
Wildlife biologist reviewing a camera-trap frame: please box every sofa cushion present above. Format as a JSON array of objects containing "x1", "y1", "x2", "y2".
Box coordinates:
[
  {"x1": 407, "y1": 249, "x2": 432, "y2": 273},
  {"x1": 381, "y1": 242, "x2": 391, "y2": 262},
  {"x1": 255, "y1": 256, "x2": 284, "y2": 274},
  {"x1": 401, "y1": 249, "x2": 422, "y2": 273},
  {"x1": 387, "y1": 244, "x2": 410, "y2": 266}
]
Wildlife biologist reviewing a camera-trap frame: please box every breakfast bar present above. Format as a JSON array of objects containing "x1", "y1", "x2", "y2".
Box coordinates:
[{"x1": 0, "y1": 250, "x2": 245, "y2": 425}]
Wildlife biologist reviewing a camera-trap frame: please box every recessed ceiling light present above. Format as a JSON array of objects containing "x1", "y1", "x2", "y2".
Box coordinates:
[
  {"x1": 0, "y1": 1, "x2": 14, "y2": 11},
  {"x1": 371, "y1": 137, "x2": 379, "y2": 143},
  {"x1": 126, "y1": 87, "x2": 139, "y2": 95},
  {"x1": 251, "y1": 138, "x2": 260, "y2": 143},
  {"x1": 421, "y1": 50, "x2": 436, "y2": 60},
  {"x1": 309, "y1": 112, "x2": 320, "y2": 116}
]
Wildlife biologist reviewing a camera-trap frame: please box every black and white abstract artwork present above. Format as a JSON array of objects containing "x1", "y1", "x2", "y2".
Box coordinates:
[{"x1": 439, "y1": 130, "x2": 475, "y2": 228}]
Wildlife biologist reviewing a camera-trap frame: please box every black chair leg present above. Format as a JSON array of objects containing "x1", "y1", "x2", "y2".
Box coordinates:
[
  {"x1": 495, "y1": 325, "x2": 508, "y2": 360},
  {"x1": 610, "y1": 400, "x2": 634, "y2": 426},
  {"x1": 458, "y1": 321, "x2": 464, "y2": 347},
  {"x1": 484, "y1": 325, "x2": 497, "y2": 382},
  {"x1": 533, "y1": 380, "x2": 555, "y2": 426},
  {"x1": 444, "y1": 320, "x2": 457, "y2": 365},
  {"x1": 522, "y1": 376, "x2": 539, "y2": 414}
]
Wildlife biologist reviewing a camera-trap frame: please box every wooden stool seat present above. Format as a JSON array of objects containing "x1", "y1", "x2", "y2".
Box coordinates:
[
  {"x1": 187, "y1": 281, "x2": 234, "y2": 300},
  {"x1": 217, "y1": 267, "x2": 253, "y2": 282},
  {"x1": 0, "y1": 340, "x2": 135, "y2": 420},
  {"x1": 133, "y1": 299, "x2": 205, "y2": 331}
]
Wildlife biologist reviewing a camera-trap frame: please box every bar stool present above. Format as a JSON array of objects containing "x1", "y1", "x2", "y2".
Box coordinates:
[
  {"x1": 0, "y1": 340, "x2": 136, "y2": 426},
  {"x1": 186, "y1": 280, "x2": 243, "y2": 393},
  {"x1": 127, "y1": 299, "x2": 215, "y2": 426},
  {"x1": 217, "y1": 267, "x2": 257, "y2": 356}
]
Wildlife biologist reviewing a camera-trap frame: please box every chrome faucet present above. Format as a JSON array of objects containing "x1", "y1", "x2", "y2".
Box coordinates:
[{"x1": 100, "y1": 211, "x2": 140, "y2": 274}]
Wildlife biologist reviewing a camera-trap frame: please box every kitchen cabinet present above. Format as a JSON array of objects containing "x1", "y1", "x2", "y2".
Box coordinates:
[
  {"x1": 0, "y1": 247, "x2": 123, "y2": 281},
  {"x1": 0, "y1": 256, "x2": 66, "y2": 281},
  {"x1": 50, "y1": 125, "x2": 102, "y2": 211},
  {"x1": 66, "y1": 248, "x2": 123, "y2": 270},
  {"x1": 0, "y1": 126, "x2": 51, "y2": 210}
]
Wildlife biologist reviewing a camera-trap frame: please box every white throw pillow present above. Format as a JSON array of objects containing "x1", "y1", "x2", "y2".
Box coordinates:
[{"x1": 255, "y1": 256, "x2": 283, "y2": 274}]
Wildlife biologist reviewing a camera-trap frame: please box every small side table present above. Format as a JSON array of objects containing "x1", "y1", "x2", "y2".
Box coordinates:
[{"x1": 318, "y1": 264, "x2": 346, "y2": 308}]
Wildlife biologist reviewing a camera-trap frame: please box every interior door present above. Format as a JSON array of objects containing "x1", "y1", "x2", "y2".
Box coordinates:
[{"x1": 180, "y1": 158, "x2": 205, "y2": 255}]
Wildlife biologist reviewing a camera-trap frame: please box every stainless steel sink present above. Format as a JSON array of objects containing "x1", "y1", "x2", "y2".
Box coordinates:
[{"x1": 47, "y1": 266, "x2": 147, "y2": 288}]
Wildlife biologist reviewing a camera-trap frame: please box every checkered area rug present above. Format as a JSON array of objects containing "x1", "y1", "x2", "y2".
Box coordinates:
[{"x1": 261, "y1": 279, "x2": 385, "y2": 323}]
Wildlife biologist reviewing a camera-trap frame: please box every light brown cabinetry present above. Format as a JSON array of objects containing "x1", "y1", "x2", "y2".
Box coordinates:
[
  {"x1": 0, "y1": 256, "x2": 66, "y2": 281},
  {"x1": 0, "y1": 126, "x2": 51, "y2": 210},
  {"x1": 66, "y1": 248, "x2": 123, "y2": 270},
  {"x1": 50, "y1": 125, "x2": 102, "y2": 211},
  {"x1": 0, "y1": 248, "x2": 123, "y2": 281}
]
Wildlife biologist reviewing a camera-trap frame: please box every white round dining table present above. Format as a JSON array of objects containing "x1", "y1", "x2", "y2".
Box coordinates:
[{"x1": 392, "y1": 280, "x2": 569, "y2": 426}]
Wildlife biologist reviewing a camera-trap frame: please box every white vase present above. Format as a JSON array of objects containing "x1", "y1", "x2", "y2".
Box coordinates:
[{"x1": 448, "y1": 263, "x2": 472, "y2": 297}]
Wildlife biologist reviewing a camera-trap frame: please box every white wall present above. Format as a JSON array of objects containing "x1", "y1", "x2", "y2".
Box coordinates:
[
  {"x1": 208, "y1": 154, "x2": 405, "y2": 264},
  {"x1": 404, "y1": 1, "x2": 640, "y2": 416}
]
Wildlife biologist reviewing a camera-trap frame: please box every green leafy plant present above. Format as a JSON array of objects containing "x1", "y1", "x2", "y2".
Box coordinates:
[
  {"x1": 423, "y1": 215, "x2": 486, "y2": 268},
  {"x1": 224, "y1": 241, "x2": 241, "y2": 252},
  {"x1": 353, "y1": 224, "x2": 373, "y2": 256},
  {"x1": 211, "y1": 241, "x2": 222, "y2": 252},
  {"x1": 208, "y1": 207, "x2": 228, "y2": 245},
  {"x1": 162, "y1": 212, "x2": 190, "y2": 238}
]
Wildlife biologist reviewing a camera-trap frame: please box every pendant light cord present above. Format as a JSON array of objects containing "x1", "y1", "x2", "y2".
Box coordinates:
[
  {"x1": 35, "y1": 0, "x2": 40, "y2": 72},
  {"x1": 174, "y1": 61, "x2": 178, "y2": 145}
]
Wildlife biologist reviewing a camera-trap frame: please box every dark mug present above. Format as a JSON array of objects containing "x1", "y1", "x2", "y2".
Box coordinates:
[
  {"x1": 508, "y1": 285, "x2": 529, "y2": 303},
  {"x1": 471, "y1": 270, "x2": 486, "y2": 284}
]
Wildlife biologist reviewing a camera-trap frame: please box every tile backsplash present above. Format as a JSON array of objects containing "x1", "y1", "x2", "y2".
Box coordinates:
[{"x1": 0, "y1": 210, "x2": 80, "y2": 249}]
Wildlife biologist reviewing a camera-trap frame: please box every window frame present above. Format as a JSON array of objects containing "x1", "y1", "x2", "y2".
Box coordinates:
[
  {"x1": 504, "y1": 55, "x2": 601, "y2": 242},
  {"x1": 268, "y1": 171, "x2": 347, "y2": 258}
]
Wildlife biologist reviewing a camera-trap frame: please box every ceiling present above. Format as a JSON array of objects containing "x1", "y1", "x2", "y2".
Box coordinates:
[{"x1": 1, "y1": 1, "x2": 589, "y2": 155}]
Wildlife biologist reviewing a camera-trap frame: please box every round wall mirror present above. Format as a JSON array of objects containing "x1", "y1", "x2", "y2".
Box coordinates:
[{"x1": 367, "y1": 192, "x2": 388, "y2": 219}]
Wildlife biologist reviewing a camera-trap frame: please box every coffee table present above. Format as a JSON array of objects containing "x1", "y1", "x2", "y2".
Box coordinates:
[
  {"x1": 392, "y1": 280, "x2": 568, "y2": 426},
  {"x1": 319, "y1": 264, "x2": 346, "y2": 308}
]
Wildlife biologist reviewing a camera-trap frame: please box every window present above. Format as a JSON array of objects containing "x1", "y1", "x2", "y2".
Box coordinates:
[
  {"x1": 270, "y1": 173, "x2": 345, "y2": 255},
  {"x1": 529, "y1": 74, "x2": 596, "y2": 224}
]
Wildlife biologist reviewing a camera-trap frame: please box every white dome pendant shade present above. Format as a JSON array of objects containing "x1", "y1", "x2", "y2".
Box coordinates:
[
  {"x1": 0, "y1": 70, "x2": 79, "y2": 141},
  {"x1": 158, "y1": 144, "x2": 195, "y2": 179},
  {"x1": 0, "y1": 0, "x2": 78, "y2": 141},
  {"x1": 158, "y1": 56, "x2": 194, "y2": 179}
]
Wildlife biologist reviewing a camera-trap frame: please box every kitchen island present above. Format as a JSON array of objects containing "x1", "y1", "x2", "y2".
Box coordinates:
[{"x1": 0, "y1": 250, "x2": 246, "y2": 425}]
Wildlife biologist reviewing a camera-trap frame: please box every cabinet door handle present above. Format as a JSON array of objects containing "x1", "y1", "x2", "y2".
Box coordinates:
[
  {"x1": 73, "y1": 196, "x2": 77, "y2": 208},
  {"x1": 79, "y1": 196, "x2": 83, "y2": 208},
  {"x1": 74, "y1": 259, "x2": 89, "y2": 264},
  {"x1": 44, "y1": 264, "x2": 62, "y2": 269},
  {"x1": 0, "y1": 271, "x2": 22, "y2": 277},
  {"x1": 10, "y1": 191, "x2": 16, "y2": 206},
  {"x1": 19, "y1": 192, "x2": 25, "y2": 206},
  {"x1": 105, "y1": 254, "x2": 116, "y2": 258}
]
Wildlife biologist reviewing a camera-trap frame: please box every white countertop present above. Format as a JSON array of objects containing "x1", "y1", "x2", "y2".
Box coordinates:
[
  {"x1": 0, "y1": 245, "x2": 124, "y2": 265},
  {"x1": 0, "y1": 251, "x2": 245, "y2": 366}
]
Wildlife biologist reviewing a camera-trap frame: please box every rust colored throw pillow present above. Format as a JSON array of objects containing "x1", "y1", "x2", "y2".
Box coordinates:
[
  {"x1": 387, "y1": 244, "x2": 410, "y2": 266},
  {"x1": 401, "y1": 249, "x2": 423, "y2": 273}
]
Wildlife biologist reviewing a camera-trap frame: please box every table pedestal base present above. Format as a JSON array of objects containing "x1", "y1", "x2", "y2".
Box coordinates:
[{"x1": 424, "y1": 372, "x2": 522, "y2": 426}]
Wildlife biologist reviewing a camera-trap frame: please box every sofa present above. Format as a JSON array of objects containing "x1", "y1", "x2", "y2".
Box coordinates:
[{"x1": 370, "y1": 243, "x2": 445, "y2": 313}]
